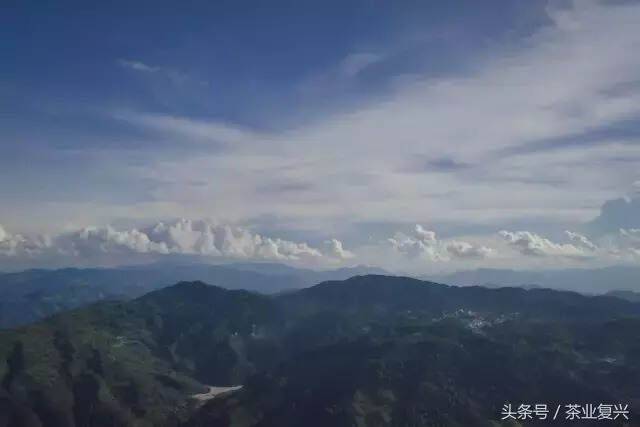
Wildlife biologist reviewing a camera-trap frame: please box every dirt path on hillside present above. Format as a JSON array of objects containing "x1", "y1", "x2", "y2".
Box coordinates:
[{"x1": 191, "y1": 385, "x2": 243, "y2": 402}]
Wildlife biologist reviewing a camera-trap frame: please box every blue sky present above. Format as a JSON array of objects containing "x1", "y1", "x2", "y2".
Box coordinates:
[
  {"x1": 2, "y1": 0, "x2": 548, "y2": 128},
  {"x1": 1, "y1": 0, "x2": 640, "y2": 272}
]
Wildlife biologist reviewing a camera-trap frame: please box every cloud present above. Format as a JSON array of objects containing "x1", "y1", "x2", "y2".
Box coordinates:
[
  {"x1": 116, "y1": 59, "x2": 208, "y2": 87},
  {"x1": 619, "y1": 228, "x2": 640, "y2": 257},
  {"x1": 98, "y1": 0, "x2": 640, "y2": 235},
  {"x1": 3, "y1": 219, "x2": 640, "y2": 272},
  {"x1": 494, "y1": 227, "x2": 640, "y2": 265},
  {"x1": 144, "y1": 219, "x2": 323, "y2": 261},
  {"x1": 565, "y1": 230, "x2": 598, "y2": 251},
  {"x1": 59, "y1": 226, "x2": 170, "y2": 256},
  {"x1": 0, "y1": 225, "x2": 51, "y2": 257},
  {"x1": 388, "y1": 225, "x2": 492, "y2": 261},
  {"x1": 341, "y1": 53, "x2": 384, "y2": 76},
  {"x1": 324, "y1": 238, "x2": 355, "y2": 259},
  {"x1": 117, "y1": 59, "x2": 160, "y2": 73},
  {"x1": 445, "y1": 240, "x2": 493, "y2": 259},
  {"x1": 113, "y1": 112, "x2": 261, "y2": 147},
  {"x1": 499, "y1": 230, "x2": 593, "y2": 258},
  {"x1": 588, "y1": 196, "x2": 640, "y2": 233},
  {"x1": 0, "y1": 220, "x2": 330, "y2": 266},
  {"x1": 620, "y1": 228, "x2": 640, "y2": 241},
  {"x1": 6, "y1": 1, "x2": 640, "y2": 275}
]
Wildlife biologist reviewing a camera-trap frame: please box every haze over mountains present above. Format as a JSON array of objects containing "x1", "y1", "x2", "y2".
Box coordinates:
[
  {"x1": 3, "y1": 261, "x2": 640, "y2": 329},
  {"x1": 428, "y1": 265, "x2": 640, "y2": 294},
  {"x1": 0, "y1": 263, "x2": 386, "y2": 328}
]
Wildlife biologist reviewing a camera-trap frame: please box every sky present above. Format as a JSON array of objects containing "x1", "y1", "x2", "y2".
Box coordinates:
[{"x1": 1, "y1": 0, "x2": 640, "y2": 273}]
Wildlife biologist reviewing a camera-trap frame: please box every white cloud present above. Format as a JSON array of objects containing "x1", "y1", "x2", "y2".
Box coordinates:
[
  {"x1": 117, "y1": 59, "x2": 160, "y2": 73},
  {"x1": 446, "y1": 240, "x2": 493, "y2": 259},
  {"x1": 3, "y1": 219, "x2": 640, "y2": 272},
  {"x1": 499, "y1": 230, "x2": 592, "y2": 258},
  {"x1": 389, "y1": 225, "x2": 493, "y2": 262},
  {"x1": 6, "y1": 1, "x2": 640, "y2": 275},
  {"x1": 114, "y1": 112, "x2": 261, "y2": 146},
  {"x1": 0, "y1": 224, "x2": 51, "y2": 257},
  {"x1": 116, "y1": 59, "x2": 208, "y2": 87},
  {"x1": 0, "y1": 220, "x2": 327, "y2": 266},
  {"x1": 565, "y1": 230, "x2": 598, "y2": 251},
  {"x1": 324, "y1": 238, "x2": 355, "y2": 259},
  {"x1": 99, "y1": 0, "x2": 640, "y2": 236},
  {"x1": 64, "y1": 226, "x2": 170, "y2": 256}
]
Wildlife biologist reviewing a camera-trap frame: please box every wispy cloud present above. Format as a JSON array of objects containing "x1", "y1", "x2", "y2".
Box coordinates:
[
  {"x1": 116, "y1": 59, "x2": 208, "y2": 87},
  {"x1": 112, "y1": 112, "x2": 262, "y2": 147},
  {"x1": 117, "y1": 59, "x2": 160, "y2": 73},
  {"x1": 112, "y1": 1, "x2": 640, "y2": 230},
  {"x1": 340, "y1": 53, "x2": 384, "y2": 76},
  {"x1": 4, "y1": 1, "x2": 640, "y2": 274}
]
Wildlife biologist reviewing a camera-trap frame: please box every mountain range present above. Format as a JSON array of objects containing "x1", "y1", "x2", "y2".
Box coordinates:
[
  {"x1": 427, "y1": 265, "x2": 640, "y2": 294},
  {"x1": 0, "y1": 263, "x2": 386, "y2": 328},
  {"x1": 2, "y1": 275, "x2": 640, "y2": 426}
]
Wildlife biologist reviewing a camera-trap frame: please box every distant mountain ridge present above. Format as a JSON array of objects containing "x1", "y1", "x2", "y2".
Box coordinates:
[
  {"x1": 282, "y1": 274, "x2": 640, "y2": 321},
  {"x1": 427, "y1": 265, "x2": 640, "y2": 294},
  {"x1": 606, "y1": 289, "x2": 640, "y2": 302},
  {"x1": 0, "y1": 263, "x2": 387, "y2": 327}
]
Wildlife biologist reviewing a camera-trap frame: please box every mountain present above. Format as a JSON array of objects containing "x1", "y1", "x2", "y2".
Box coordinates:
[
  {"x1": 187, "y1": 276, "x2": 640, "y2": 427},
  {"x1": 428, "y1": 265, "x2": 640, "y2": 294},
  {"x1": 0, "y1": 281, "x2": 287, "y2": 426},
  {"x1": 281, "y1": 275, "x2": 640, "y2": 321},
  {"x1": 606, "y1": 290, "x2": 640, "y2": 303},
  {"x1": 0, "y1": 263, "x2": 387, "y2": 327},
  {"x1": 226, "y1": 262, "x2": 388, "y2": 282},
  {"x1": 187, "y1": 318, "x2": 640, "y2": 427},
  {"x1": 2, "y1": 275, "x2": 640, "y2": 426}
]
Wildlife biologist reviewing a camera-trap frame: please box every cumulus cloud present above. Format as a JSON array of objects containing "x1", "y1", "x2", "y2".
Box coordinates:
[
  {"x1": 588, "y1": 197, "x2": 640, "y2": 233},
  {"x1": 496, "y1": 227, "x2": 640, "y2": 265},
  {"x1": 499, "y1": 230, "x2": 594, "y2": 259},
  {"x1": 144, "y1": 220, "x2": 324, "y2": 261},
  {"x1": 60, "y1": 226, "x2": 170, "y2": 257},
  {"x1": 324, "y1": 238, "x2": 355, "y2": 259},
  {"x1": 445, "y1": 240, "x2": 493, "y2": 259},
  {"x1": 388, "y1": 225, "x2": 492, "y2": 262},
  {"x1": 0, "y1": 220, "x2": 331, "y2": 265},
  {"x1": 0, "y1": 225, "x2": 51, "y2": 257}
]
